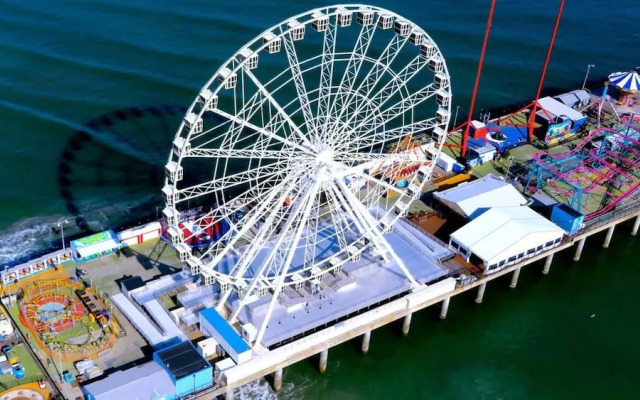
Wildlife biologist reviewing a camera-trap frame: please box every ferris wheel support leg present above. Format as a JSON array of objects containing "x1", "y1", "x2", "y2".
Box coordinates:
[
  {"x1": 334, "y1": 178, "x2": 419, "y2": 287},
  {"x1": 254, "y1": 182, "x2": 322, "y2": 346},
  {"x1": 202, "y1": 178, "x2": 299, "y2": 283},
  {"x1": 223, "y1": 175, "x2": 311, "y2": 318},
  {"x1": 327, "y1": 185, "x2": 387, "y2": 262}
]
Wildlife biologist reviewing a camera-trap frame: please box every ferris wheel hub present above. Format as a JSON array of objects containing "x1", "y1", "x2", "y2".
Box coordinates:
[{"x1": 316, "y1": 149, "x2": 334, "y2": 165}]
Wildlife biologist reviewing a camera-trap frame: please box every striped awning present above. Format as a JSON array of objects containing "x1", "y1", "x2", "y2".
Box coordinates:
[{"x1": 609, "y1": 71, "x2": 640, "y2": 91}]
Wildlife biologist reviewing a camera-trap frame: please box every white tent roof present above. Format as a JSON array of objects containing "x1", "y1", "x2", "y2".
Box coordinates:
[
  {"x1": 450, "y1": 206, "x2": 564, "y2": 265},
  {"x1": 434, "y1": 174, "x2": 527, "y2": 219},
  {"x1": 537, "y1": 96, "x2": 586, "y2": 122}
]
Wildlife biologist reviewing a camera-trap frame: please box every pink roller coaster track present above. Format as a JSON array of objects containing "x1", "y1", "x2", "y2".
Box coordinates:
[{"x1": 532, "y1": 124, "x2": 640, "y2": 220}]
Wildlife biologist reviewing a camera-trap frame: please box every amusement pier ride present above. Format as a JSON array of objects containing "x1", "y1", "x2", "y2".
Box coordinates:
[{"x1": 162, "y1": 5, "x2": 451, "y2": 344}]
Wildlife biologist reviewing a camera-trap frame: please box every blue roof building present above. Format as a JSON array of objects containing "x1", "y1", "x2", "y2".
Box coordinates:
[
  {"x1": 83, "y1": 342, "x2": 212, "y2": 400},
  {"x1": 199, "y1": 307, "x2": 252, "y2": 364},
  {"x1": 154, "y1": 341, "x2": 213, "y2": 398}
]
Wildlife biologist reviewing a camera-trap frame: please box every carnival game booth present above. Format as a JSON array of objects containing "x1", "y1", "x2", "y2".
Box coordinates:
[
  {"x1": 535, "y1": 97, "x2": 587, "y2": 145},
  {"x1": 70, "y1": 230, "x2": 122, "y2": 263}
]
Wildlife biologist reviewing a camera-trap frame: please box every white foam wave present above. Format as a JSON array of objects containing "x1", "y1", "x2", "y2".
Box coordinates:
[
  {"x1": 0, "y1": 218, "x2": 53, "y2": 266},
  {"x1": 234, "y1": 375, "x2": 315, "y2": 400}
]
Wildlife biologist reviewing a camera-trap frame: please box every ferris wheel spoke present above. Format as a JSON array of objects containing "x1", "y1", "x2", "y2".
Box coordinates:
[
  {"x1": 328, "y1": 33, "x2": 410, "y2": 138},
  {"x1": 342, "y1": 117, "x2": 439, "y2": 152},
  {"x1": 229, "y1": 177, "x2": 320, "y2": 325},
  {"x1": 243, "y1": 68, "x2": 313, "y2": 148},
  {"x1": 347, "y1": 55, "x2": 429, "y2": 141},
  {"x1": 253, "y1": 180, "x2": 322, "y2": 344},
  {"x1": 185, "y1": 148, "x2": 300, "y2": 160},
  {"x1": 325, "y1": 17, "x2": 377, "y2": 138},
  {"x1": 303, "y1": 189, "x2": 322, "y2": 270},
  {"x1": 209, "y1": 107, "x2": 311, "y2": 156},
  {"x1": 333, "y1": 151, "x2": 427, "y2": 164},
  {"x1": 324, "y1": 187, "x2": 350, "y2": 254},
  {"x1": 201, "y1": 167, "x2": 308, "y2": 275},
  {"x1": 354, "y1": 170, "x2": 406, "y2": 196},
  {"x1": 176, "y1": 160, "x2": 291, "y2": 203},
  {"x1": 179, "y1": 170, "x2": 293, "y2": 243},
  {"x1": 281, "y1": 32, "x2": 318, "y2": 139},
  {"x1": 228, "y1": 174, "x2": 311, "y2": 279},
  {"x1": 335, "y1": 177, "x2": 418, "y2": 286},
  {"x1": 216, "y1": 173, "x2": 309, "y2": 309},
  {"x1": 317, "y1": 18, "x2": 338, "y2": 139},
  {"x1": 342, "y1": 84, "x2": 441, "y2": 147}
]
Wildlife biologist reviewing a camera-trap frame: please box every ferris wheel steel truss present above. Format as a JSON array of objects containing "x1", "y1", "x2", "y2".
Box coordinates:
[{"x1": 163, "y1": 4, "x2": 452, "y2": 344}]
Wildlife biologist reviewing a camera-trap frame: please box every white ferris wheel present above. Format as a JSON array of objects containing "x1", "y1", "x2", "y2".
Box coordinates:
[{"x1": 163, "y1": 5, "x2": 451, "y2": 344}]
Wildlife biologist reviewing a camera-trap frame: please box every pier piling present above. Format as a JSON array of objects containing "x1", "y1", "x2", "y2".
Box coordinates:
[
  {"x1": 226, "y1": 387, "x2": 235, "y2": 400},
  {"x1": 273, "y1": 368, "x2": 283, "y2": 392},
  {"x1": 573, "y1": 238, "x2": 586, "y2": 261},
  {"x1": 362, "y1": 330, "x2": 371, "y2": 354},
  {"x1": 509, "y1": 267, "x2": 521, "y2": 289},
  {"x1": 632, "y1": 216, "x2": 640, "y2": 236},
  {"x1": 402, "y1": 313, "x2": 412, "y2": 336},
  {"x1": 543, "y1": 254, "x2": 554, "y2": 274},
  {"x1": 603, "y1": 225, "x2": 615, "y2": 248},
  {"x1": 319, "y1": 349, "x2": 328, "y2": 373},
  {"x1": 439, "y1": 297, "x2": 450, "y2": 319},
  {"x1": 475, "y1": 282, "x2": 486, "y2": 304}
]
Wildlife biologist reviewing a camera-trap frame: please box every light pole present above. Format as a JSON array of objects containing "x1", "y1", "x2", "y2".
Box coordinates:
[
  {"x1": 452, "y1": 105, "x2": 460, "y2": 128},
  {"x1": 506, "y1": 156, "x2": 515, "y2": 181},
  {"x1": 57, "y1": 218, "x2": 69, "y2": 251},
  {"x1": 582, "y1": 64, "x2": 595, "y2": 90}
]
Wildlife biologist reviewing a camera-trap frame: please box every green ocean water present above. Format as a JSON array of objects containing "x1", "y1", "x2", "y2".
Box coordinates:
[{"x1": 0, "y1": 0, "x2": 638, "y2": 398}]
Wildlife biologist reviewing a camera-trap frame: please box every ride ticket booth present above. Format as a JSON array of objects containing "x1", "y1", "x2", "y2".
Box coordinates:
[{"x1": 70, "y1": 230, "x2": 122, "y2": 263}]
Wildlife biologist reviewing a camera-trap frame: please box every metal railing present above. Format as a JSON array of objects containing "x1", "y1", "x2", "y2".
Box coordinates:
[{"x1": 576, "y1": 199, "x2": 640, "y2": 236}]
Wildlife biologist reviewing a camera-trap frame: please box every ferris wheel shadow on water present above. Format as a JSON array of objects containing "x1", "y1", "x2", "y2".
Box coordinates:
[{"x1": 56, "y1": 104, "x2": 190, "y2": 236}]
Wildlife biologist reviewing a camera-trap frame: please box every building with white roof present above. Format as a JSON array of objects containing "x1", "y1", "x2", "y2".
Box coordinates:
[
  {"x1": 536, "y1": 96, "x2": 587, "y2": 131},
  {"x1": 434, "y1": 174, "x2": 528, "y2": 219},
  {"x1": 449, "y1": 206, "x2": 565, "y2": 274},
  {"x1": 82, "y1": 361, "x2": 176, "y2": 400}
]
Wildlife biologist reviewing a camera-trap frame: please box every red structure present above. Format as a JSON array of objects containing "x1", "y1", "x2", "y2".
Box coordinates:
[
  {"x1": 459, "y1": 0, "x2": 497, "y2": 158},
  {"x1": 527, "y1": 0, "x2": 566, "y2": 142}
]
